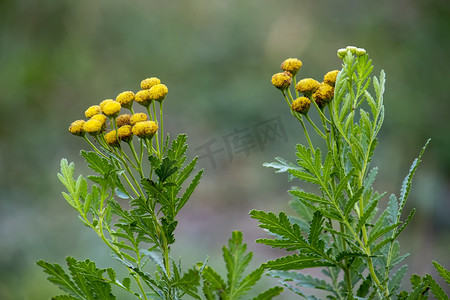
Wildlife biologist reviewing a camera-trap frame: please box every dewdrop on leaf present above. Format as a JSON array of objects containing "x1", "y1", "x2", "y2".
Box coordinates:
[{"x1": 281, "y1": 58, "x2": 302, "y2": 76}]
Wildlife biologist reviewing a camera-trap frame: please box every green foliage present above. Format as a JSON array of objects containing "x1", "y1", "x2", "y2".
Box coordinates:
[
  {"x1": 201, "y1": 231, "x2": 283, "y2": 300},
  {"x1": 256, "y1": 47, "x2": 450, "y2": 298}
]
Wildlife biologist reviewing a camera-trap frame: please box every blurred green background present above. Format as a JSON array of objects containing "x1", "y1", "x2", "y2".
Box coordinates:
[{"x1": 1, "y1": 0, "x2": 449, "y2": 298}]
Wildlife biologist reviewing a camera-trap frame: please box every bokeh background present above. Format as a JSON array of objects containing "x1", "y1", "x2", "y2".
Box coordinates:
[{"x1": 1, "y1": 0, "x2": 449, "y2": 298}]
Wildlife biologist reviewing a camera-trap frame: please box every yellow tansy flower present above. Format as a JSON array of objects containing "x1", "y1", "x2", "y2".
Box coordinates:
[
  {"x1": 295, "y1": 78, "x2": 320, "y2": 97},
  {"x1": 132, "y1": 121, "x2": 158, "y2": 139},
  {"x1": 141, "y1": 77, "x2": 161, "y2": 90},
  {"x1": 281, "y1": 58, "x2": 303, "y2": 75},
  {"x1": 271, "y1": 72, "x2": 292, "y2": 90},
  {"x1": 116, "y1": 114, "x2": 132, "y2": 127},
  {"x1": 291, "y1": 97, "x2": 311, "y2": 114},
  {"x1": 99, "y1": 99, "x2": 115, "y2": 111},
  {"x1": 104, "y1": 130, "x2": 119, "y2": 147},
  {"x1": 130, "y1": 113, "x2": 148, "y2": 125},
  {"x1": 85, "y1": 105, "x2": 101, "y2": 118},
  {"x1": 135, "y1": 90, "x2": 152, "y2": 107},
  {"x1": 83, "y1": 119, "x2": 103, "y2": 135},
  {"x1": 102, "y1": 101, "x2": 121, "y2": 117},
  {"x1": 323, "y1": 70, "x2": 339, "y2": 87},
  {"x1": 116, "y1": 91, "x2": 134, "y2": 109},
  {"x1": 117, "y1": 125, "x2": 133, "y2": 143},
  {"x1": 148, "y1": 84, "x2": 168, "y2": 102},
  {"x1": 90, "y1": 114, "x2": 107, "y2": 128},
  {"x1": 312, "y1": 83, "x2": 334, "y2": 108},
  {"x1": 69, "y1": 120, "x2": 86, "y2": 136}
]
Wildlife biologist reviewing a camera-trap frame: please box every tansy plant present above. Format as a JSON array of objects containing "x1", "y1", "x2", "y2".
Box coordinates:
[
  {"x1": 37, "y1": 78, "x2": 283, "y2": 299},
  {"x1": 251, "y1": 46, "x2": 450, "y2": 299}
]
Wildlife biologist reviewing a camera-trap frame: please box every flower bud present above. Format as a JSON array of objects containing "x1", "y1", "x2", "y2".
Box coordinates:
[
  {"x1": 281, "y1": 58, "x2": 302, "y2": 75},
  {"x1": 337, "y1": 48, "x2": 347, "y2": 59},
  {"x1": 69, "y1": 120, "x2": 86, "y2": 136},
  {"x1": 132, "y1": 121, "x2": 158, "y2": 139},
  {"x1": 291, "y1": 97, "x2": 311, "y2": 114},
  {"x1": 85, "y1": 105, "x2": 101, "y2": 118},
  {"x1": 323, "y1": 70, "x2": 339, "y2": 87},
  {"x1": 116, "y1": 91, "x2": 134, "y2": 109},
  {"x1": 356, "y1": 48, "x2": 366, "y2": 56},
  {"x1": 271, "y1": 71, "x2": 292, "y2": 90},
  {"x1": 346, "y1": 46, "x2": 357, "y2": 54},
  {"x1": 141, "y1": 77, "x2": 161, "y2": 90},
  {"x1": 295, "y1": 78, "x2": 320, "y2": 97}
]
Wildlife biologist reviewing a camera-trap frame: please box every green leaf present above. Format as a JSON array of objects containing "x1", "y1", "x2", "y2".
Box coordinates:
[
  {"x1": 388, "y1": 265, "x2": 408, "y2": 295},
  {"x1": 251, "y1": 286, "x2": 284, "y2": 300},
  {"x1": 176, "y1": 169, "x2": 203, "y2": 214},
  {"x1": 155, "y1": 157, "x2": 178, "y2": 183},
  {"x1": 36, "y1": 260, "x2": 83, "y2": 299},
  {"x1": 433, "y1": 261, "x2": 450, "y2": 285},
  {"x1": 223, "y1": 231, "x2": 252, "y2": 295},
  {"x1": 343, "y1": 186, "x2": 364, "y2": 216},
  {"x1": 289, "y1": 190, "x2": 330, "y2": 205},
  {"x1": 356, "y1": 197, "x2": 379, "y2": 232},
  {"x1": 263, "y1": 254, "x2": 334, "y2": 270},
  {"x1": 308, "y1": 211, "x2": 324, "y2": 249},
  {"x1": 202, "y1": 265, "x2": 226, "y2": 291},
  {"x1": 81, "y1": 150, "x2": 112, "y2": 176},
  {"x1": 270, "y1": 270, "x2": 335, "y2": 293},
  {"x1": 424, "y1": 274, "x2": 449, "y2": 300}
]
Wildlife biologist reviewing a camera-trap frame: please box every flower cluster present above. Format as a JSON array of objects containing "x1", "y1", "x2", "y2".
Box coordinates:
[{"x1": 68, "y1": 77, "x2": 168, "y2": 156}]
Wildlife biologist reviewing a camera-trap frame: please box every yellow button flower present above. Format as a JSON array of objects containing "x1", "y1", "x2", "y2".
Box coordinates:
[
  {"x1": 271, "y1": 72, "x2": 292, "y2": 90},
  {"x1": 132, "y1": 121, "x2": 158, "y2": 139},
  {"x1": 135, "y1": 90, "x2": 152, "y2": 107},
  {"x1": 85, "y1": 105, "x2": 101, "y2": 118},
  {"x1": 102, "y1": 101, "x2": 121, "y2": 117},
  {"x1": 116, "y1": 114, "x2": 131, "y2": 127},
  {"x1": 83, "y1": 119, "x2": 103, "y2": 135},
  {"x1": 104, "y1": 130, "x2": 119, "y2": 147},
  {"x1": 130, "y1": 113, "x2": 148, "y2": 125},
  {"x1": 141, "y1": 77, "x2": 161, "y2": 90},
  {"x1": 99, "y1": 99, "x2": 115, "y2": 110},
  {"x1": 295, "y1": 78, "x2": 320, "y2": 97},
  {"x1": 281, "y1": 58, "x2": 302, "y2": 75},
  {"x1": 148, "y1": 84, "x2": 168, "y2": 102},
  {"x1": 324, "y1": 70, "x2": 339, "y2": 87},
  {"x1": 312, "y1": 83, "x2": 334, "y2": 108},
  {"x1": 116, "y1": 91, "x2": 134, "y2": 109},
  {"x1": 292, "y1": 97, "x2": 311, "y2": 114},
  {"x1": 117, "y1": 125, "x2": 133, "y2": 143},
  {"x1": 90, "y1": 114, "x2": 107, "y2": 129},
  {"x1": 69, "y1": 120, "x2": 86, "y2": 136}
]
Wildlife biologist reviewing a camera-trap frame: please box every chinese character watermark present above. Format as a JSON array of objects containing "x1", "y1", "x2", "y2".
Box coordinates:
[{"x1": 195, "y1": 116, "x2": 289, "y2": 169}]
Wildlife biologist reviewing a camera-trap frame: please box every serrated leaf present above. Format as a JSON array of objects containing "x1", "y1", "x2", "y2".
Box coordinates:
[
  {"x1": 251, "y1": 286, "x2": 284, "y2": 300},
  {"x1": 155, "y1": 157, "x2": 178, "y2": 183},
  {"x1": 344, "y1": 186, "x2": 364, "y2": 216},
  {"x1": 289, "y1": 190, "x2": 330, "y2": 205},
  {"x1": 202, "y1": 265, "x2": 226, "y2": 291},
  {"x1": 232, "y1": 267, "x2": 264, "y2": 299},
  {"x1": 433, "y1": 261, "x2": 450, "y2": 285},
  {"x1": 263, "y1": 254, "x2": 334, "y2": 270},
  {"x1": 308, "y1": 211, "x2": 324, "y2": 249},
  {"x1": 223, "y1": 231, "x2": 252, "y2": 294},
  {"x1": 176, "y1": 169, "x2": 203, "y2": 214},
  {"x1": 388, "y1": 265, "x2": 408, "y2": 295},
  {"x1": 424, "y1": 274, "x2": 449, "y2": 300},
  {"x1": 36, "y1": 260, "x2": 83, "y2": 298},
  {"x1": 140, "y1": 250, "x2": 167, "y2": 276},
  {"x1": 368, "y1": 222, "x2": 400, "y2": 245},
  {"x1": 271, "y1": 270, "x2": 335, "y2": 293},
  {"x1": 356, "y1": 197, "x2": 379, "y2": 232}
]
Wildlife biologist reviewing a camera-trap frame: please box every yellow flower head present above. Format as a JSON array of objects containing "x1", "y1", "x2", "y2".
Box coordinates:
[
  {"x1": 69, "y1": 120, "x2": 86, "y2": 136},
  {"x1": 323, "y1": 70, "x2": 339, "y2": 87},
  {"x1": 130, "y1": 113, "x2": 148, "y2": 125},
  {"x1": 291, "y1": 97, "x2": 311, "y2": 114},
  {"x1": 148, "y1": 84, "x2": 168, "y2": 102},
  {"x1": 281, "y1": 58, "x2": 303, "y2": 75},
  {"x1": 116, "y1": 114, "x2": 132, "y2": 127},
  {"x1": 85, "y1": 105, "x2": 101, "y2": 118},
  {"x1": 132, "y1": 121, "x2": 158, "y2": 139},
  {"x1": 312, "y1": 83, "x2": 334, "y2": 108},
  {"x1": 295, "y1": 78, "x2": 320, "y2": 96},
  {"x1": 141, "y1": 77, "x2": 161, "y2": 90},
  {"x1": 99, "y1": 99, "x2": 116, "y2": 111},
  {"x1": 104, "y1": 130, "x2": 119, "y2": 147},
  {"x1": 135, "y1": 90, "x2": 152, "y2": 107},
  {"x1": 117, "y1": 125, "x2": 133, "y2": 143},
  {"x1": 116, "y1": 91, "x2": 135, "y2": 109},
  {"x1": 83, "y1": 119, "x2": 103, "y2": 135},
  {"x1": 102, "y1": 101, "x2": 121, "y2": 117},
  {"x1": 271, "y1": 71, "x2": 292, "y2": 90},
  {"x1": 90, "y1": 114, "x2": 107, "y2": 129}
]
